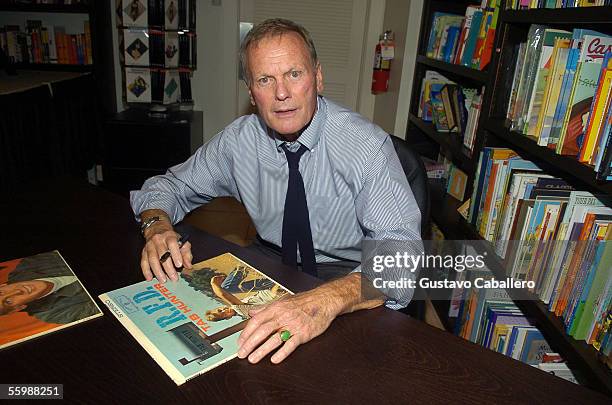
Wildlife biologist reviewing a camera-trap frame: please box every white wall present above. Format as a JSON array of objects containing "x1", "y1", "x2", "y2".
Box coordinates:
[
  {"x1": 193, "y1": 0, "x2": 240, "y2": 143},
  {"x1": 370, "y1": 0, "x2": 423, "y2": 138}
]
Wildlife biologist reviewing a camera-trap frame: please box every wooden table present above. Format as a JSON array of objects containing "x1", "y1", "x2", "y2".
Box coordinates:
[{"x1": 0, "y1": 178, "x2": 607, "y2": 404}]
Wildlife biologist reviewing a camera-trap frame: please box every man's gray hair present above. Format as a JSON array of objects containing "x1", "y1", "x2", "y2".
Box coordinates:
[{"x1": 239, "y1": 18, "x2": 318, "y2": 85}]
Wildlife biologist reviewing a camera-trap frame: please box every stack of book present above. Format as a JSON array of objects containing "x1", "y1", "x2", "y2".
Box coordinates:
[
  {"x1": 506, "y1": 25, "x2": 612, "y2": 180},
  {"x1": 417, "y1": 70, "x2": 482, "y2": 152},
  {"x1": 466, "y1": 147, "x2": 612, "y2": 363},
  {"x1": 452, "y1": 279, "x2": 579, "y2": 383},
  {"x1": 0, "y1": 20, "x2": 92, "y2": 65},
  {"x1": 425, "y1": 0, "x2": 500, "y2": 70},
  {"x1": 506, "y1": 0, "x2": 611, "y2": 9}
]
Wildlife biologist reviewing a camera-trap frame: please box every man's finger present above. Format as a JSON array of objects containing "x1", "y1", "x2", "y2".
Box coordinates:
[
  {"x1": 270, "y1": 333, "x2": 301, "y2": 364},
  {"x1": 180, "y1": 241, "x2": 193, "y2": 269},
  {"x1": 141, "y1": 248, "x2": 154, "y2": 281},
  {"x1": 238, "y1": 307, "x2": 277, "y2": 346},
  {"x1": 238, "y1": 318, "x2": 279, "y2": 359},
  {"x1": 246, "y1": 332, "x2": 283, "y2": 364},
  {"x1": 146, "y1": 243, "x2": 167, "y2": 283}
]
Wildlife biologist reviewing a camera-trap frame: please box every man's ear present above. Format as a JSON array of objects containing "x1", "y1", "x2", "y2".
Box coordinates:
[
  {"x1": 315, "y1": 63, "x2": 324, "y2": 94},
  {"x1": 248, "y1": 88, "x2": 256, "y2": 106}
]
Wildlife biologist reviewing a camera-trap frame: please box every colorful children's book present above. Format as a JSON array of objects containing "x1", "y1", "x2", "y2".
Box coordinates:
[
  {"x1": 0, "y1": 251, "x2": 103, "y2": 349},
  {"x1": 99, "y1": 253, "x2": 292, "y2": 385}
]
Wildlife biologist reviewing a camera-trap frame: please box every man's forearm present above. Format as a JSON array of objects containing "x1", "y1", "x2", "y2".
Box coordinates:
[{"x1": 315, "y1": 273, "x2": 385, "y2": 318}]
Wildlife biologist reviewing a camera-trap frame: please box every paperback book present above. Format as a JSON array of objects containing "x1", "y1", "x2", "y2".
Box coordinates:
[
  {"x1": 0, "y1": 250, "x2": 103, "y2": 349},
  {"x1": 99, "y1": 253, "x2": 292, "y2": 385}
]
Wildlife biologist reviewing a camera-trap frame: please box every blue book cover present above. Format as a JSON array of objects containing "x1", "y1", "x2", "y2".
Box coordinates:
[
  {"x1": 519, "y1": 329, "x2": 551, "y2": 365},
  {"x1": 460, "y1": 10, "x2": 483, "y2": 67},
  {"x1": 99, "y1": 253, "x2": 291, "y2": 385}
]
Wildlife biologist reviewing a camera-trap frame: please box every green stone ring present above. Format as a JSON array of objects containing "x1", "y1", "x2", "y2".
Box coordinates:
[{"x1": 279, "y1": 330, "x2": 292, "y2": 342}]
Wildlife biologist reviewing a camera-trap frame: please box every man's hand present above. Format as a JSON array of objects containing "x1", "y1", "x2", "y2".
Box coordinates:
[
  {"x1": 237, "y1": 273, "x2": 384, "y2": 364},
  {"x1": 140, "y1": 209, "x2": 193, "y2": 282}
]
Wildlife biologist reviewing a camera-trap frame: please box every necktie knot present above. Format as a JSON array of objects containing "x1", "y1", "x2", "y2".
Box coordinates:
[{"x1": 281, "y1": 144, "x2": 307, "y2": 169}]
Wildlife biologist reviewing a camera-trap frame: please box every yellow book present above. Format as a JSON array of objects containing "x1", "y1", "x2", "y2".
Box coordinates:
[{"x1": 582, "y1": 66, "x2": 612, "y2": 163}]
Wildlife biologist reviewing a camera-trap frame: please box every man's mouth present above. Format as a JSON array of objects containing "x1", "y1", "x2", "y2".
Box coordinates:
[{"x1": 275, "y1": 108, "x2": 297, "y2": 117}]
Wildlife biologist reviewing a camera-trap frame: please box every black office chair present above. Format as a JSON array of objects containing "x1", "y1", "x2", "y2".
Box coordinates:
[
  {"x1": 390, "y1": 135, "x2": 430, "y2": 319},
  {"x1": 390, "y1": 135, "x2": 430, "y2": 236}
]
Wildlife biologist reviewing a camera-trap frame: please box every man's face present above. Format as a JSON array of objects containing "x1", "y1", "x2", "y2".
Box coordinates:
[
  {"x1": 0, "y1": 280, "x2": 52, "y2": 315},
  {"x1": 246, "y1": 32, "x2": 323, "y2": 140}
]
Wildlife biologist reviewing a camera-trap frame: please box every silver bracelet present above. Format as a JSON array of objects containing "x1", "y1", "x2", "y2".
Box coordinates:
[{"x1": 140, "y1": 216, "x2": 162, "y2": 237}]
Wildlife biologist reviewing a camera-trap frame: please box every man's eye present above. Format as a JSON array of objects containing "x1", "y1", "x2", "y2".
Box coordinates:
[
  {"x1": 289, "y1": 71, "x2": 301, "y2": 79},
  {"x1": 258, "y1": 77, "x2": 270, "y2": 85}
]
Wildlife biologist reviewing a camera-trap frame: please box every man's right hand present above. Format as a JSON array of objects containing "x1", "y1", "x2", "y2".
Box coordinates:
[{"x1": 140, "y1": 210, "x2": 193, "y2": 282}]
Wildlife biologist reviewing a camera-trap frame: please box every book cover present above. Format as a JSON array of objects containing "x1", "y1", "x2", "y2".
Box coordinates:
[
  {"x1": 126, "y1": 67, "x2": 152, "y2": 103},
  {"x1": 0, "y1": 251, "x2": 103, "y2": 349},
  {"x1": 165, "y1": 0, "x2": 179, "y2": 30},
  {"x1": 558, "y1": 35, "x2": 612, "y2": 156},
  {"x1": 123, "y1": 0, "x2": 149, "y2": 28},
  {"x1": 164, "y1": 32, "x2": 179, "y2": 67},
  {"x1": 124, "y1": 29, "x2": 150, "y2": 67},
  {"x1": 581, "y1": 52, "x2": 612, "y2": 163},
  {"x1": 99, "y1": 253, "x2": 292, "y2": 386}
]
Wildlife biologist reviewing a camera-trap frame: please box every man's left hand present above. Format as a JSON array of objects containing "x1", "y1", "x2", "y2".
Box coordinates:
[
  {"x1": 237, "y1": 287, "x2": 340, "y2": 364},
  {"x1": 236, "y1": 273, "x2": 384, "y2": 364}
]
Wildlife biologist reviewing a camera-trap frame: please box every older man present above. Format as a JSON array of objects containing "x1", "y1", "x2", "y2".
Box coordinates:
[{"x1": 131, "y1": 18, "x2": 421, "y2": 365}]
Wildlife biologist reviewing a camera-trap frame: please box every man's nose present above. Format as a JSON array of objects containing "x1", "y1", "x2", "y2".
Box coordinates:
[{"x1": 274, "y1": 79, "x2": 290, "y2": 101}]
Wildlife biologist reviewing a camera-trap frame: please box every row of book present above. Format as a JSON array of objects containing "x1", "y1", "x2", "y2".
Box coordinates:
[
  {"x1": 450, "y1": 273, "x2": 579, "y2": 383},
  {"x1": 505, "y1": 26, "x2": 612, "y2": 180},
  {"x1": 465, "y1": 147, "x2": 612, "y2": 360},
  {"x1": 425, "y1": 0, "x2": 500, "y2": 71},
  {"x1": 117, "y1": 0, "x2": 196, "y2": 31},
  {"x1": 0, "y1": 21, "x2": 91, "y2": 65},
  {"x1": 506, "y1": 0, "x2": 612, "y2": 9},
  {"x1": 417, "y1": 71, "x2": 483, "y2": 152},
  {"x1": 0, "y1": 0, "x2": 88, "y2": 4},
  {"x1": 121, "y1": 29, "x2": 196, "y2": 69},
  {"x1": 125, "y1": 67, "x2": 192, "y2": 104}
]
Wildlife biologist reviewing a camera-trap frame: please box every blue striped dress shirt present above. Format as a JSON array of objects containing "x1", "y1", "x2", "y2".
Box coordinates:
[{"x1": 130, "y1": 96, "x2": 422, "y2": 309}]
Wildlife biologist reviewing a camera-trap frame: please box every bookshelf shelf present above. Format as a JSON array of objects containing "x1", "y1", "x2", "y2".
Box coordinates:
[
  {"x1": 13, "y1": 62, "x2": 93, "y2": 72},
  {"x1": 485, "y1": 118, "x2": 612, "y2": 195},
  {"x1": 0, "y1": 4, "x2": 90, "y2": 13},
  {"x1": 416, "y1": 55, "x2": 489, "y2": 84},
  {"x1": 503, "y1": 6, "x2": 612, "y2": 25},
  {"x1": 409, "y1": 113, "x2": 475, "y2": 176}
]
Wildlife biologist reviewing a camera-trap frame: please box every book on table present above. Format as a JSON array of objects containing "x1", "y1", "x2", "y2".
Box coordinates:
[
  {"x1": 99, "y1": 252, "x2": 292, "y2": 386},
  {"x1": 0, "y1": 250, "x2": 103, "y2": 350}
]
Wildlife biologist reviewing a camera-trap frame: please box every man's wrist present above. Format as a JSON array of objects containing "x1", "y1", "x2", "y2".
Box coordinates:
[{"x1": 139, "y1": 209, "x2": 172, "y2": 239}]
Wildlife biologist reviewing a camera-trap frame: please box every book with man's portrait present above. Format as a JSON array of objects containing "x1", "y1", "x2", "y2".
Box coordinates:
[
  {"x1": 99, "y1": 253, "x2": 291, "y2": 385},
  {"x1": 0, "y1": 250, "x2": 103, "y2": 350}
]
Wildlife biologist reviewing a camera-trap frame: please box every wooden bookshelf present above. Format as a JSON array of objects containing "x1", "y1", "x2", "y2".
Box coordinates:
[
  {"x1": 0, "y1": 3, "x2": 90, "y2": 13},
  {"x1": 485, "y1": 118, "x2": 612, "y2": 195},
  {"x1": 408, "y1": 0, "x2": 612, "y2": 396},
  {"x1": 454, "y1": 218, "x2": 612, "y2": 395},
  {"x1": 409, "y1": 113, "x2": 475, "y2": 176},
  {"x1": 13, "y1": 62, "x2": 93, "y2": 72},
  {"x1": 503, "y1": 6, "x2": 612, "y2": 25},
  {"x1": 416, "y1": 55, "x2": 489, "y2": 84}
]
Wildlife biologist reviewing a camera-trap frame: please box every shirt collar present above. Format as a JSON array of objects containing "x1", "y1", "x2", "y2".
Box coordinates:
[{"x1": 272, "y1": 96, "x2": 326, "y2": 151}]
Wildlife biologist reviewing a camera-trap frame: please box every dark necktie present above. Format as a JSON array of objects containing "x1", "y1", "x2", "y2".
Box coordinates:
[{"x1": 281, "y1": 143, "x2": 317, "y2": 277}]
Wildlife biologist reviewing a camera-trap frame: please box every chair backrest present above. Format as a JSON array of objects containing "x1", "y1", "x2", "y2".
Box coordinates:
[{"x1": 390, "y1": 135, "x2": 430, "y2": 237}]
